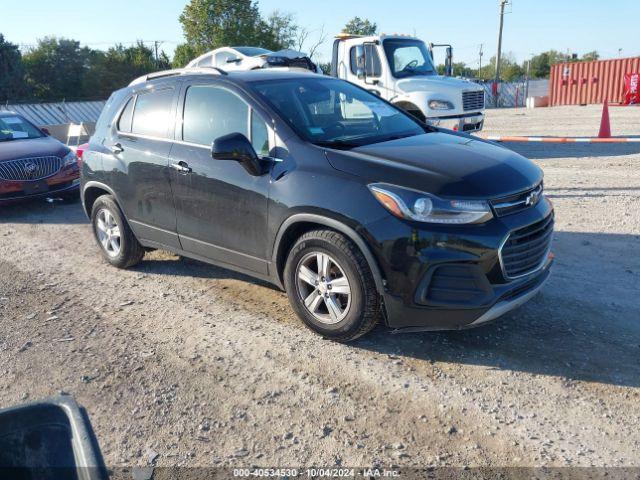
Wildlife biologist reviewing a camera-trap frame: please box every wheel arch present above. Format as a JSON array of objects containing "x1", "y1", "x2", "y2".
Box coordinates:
[
  {"x1": 82, "y1": 181, "x2": 120, "y2": 218},
  {"x1": 271, "y1": 214, "x2": 386, "y2": 295},
  {"x1": 393, "y1": 101, "x2": 426, "y2": 122}
]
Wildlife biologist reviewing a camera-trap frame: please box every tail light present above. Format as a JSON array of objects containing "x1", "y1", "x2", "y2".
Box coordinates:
[{"x1": 76, "y1": 143, "x2": 89, "y2": 168}]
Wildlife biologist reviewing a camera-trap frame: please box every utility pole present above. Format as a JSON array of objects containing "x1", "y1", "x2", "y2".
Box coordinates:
[
  {"x1": 494, "y1": 0, "x2": 509, "y2": 107},
  {"x1": 478, "y1": 43, "x2": 484, "y2": 78},
  {"x1": 154, "y1": 41, "x2": 161, "y2": 67}
]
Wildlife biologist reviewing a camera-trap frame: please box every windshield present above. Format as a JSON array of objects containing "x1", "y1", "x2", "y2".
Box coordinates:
[
  {"x1": 0, "y1": 115, "x2": 44, "y2": 142},
  {"x1": 234, "y1": 47, "x2": 272, "y2": 57},
  {"x1": 250, "y1": 77, "x2": 426, "y2": 149},
  {"x1": 383, "y1": 39, "x2": 436, "y2": 78}
]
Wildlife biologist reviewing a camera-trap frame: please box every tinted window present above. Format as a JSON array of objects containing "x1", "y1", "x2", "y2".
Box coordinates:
[
  {"x1": 183, "y1": 85, "x2": 248, "y2": 145},
  {"x1": 251, "y1": 77, "x2": 425, "y2": 148},
  {"x1": 117, "y1": 97, "x2": 135, "y2": 132},
  {"x1": 251, "y1": 112, "x2": 269, "y2": 156},
  {"x1": 131, "y1": 88, "x2": 174, "y2": 137}
]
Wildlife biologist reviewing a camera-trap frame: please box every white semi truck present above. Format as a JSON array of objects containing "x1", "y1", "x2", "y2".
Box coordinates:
[{"x1": 330, "y1": 34, "x2": 485, "y2": 132}]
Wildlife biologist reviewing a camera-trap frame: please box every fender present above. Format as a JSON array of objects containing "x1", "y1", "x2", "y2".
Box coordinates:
[
  {"x1": 271, "y1": 213, "x2": 386, "y2": 295},
  {"x1": 81, "y1": 180, "x2": 121, "y2": 218}
]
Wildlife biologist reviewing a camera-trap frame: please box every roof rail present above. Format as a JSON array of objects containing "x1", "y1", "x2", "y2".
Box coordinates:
[{"x1": 128, "y1": 67, "x2": 228, "y2": 87}]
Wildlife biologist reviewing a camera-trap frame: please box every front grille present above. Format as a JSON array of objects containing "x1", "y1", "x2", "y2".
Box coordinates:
[
  {"x1": 491, "y1": 183, "x2": 544, "y2": 217},
  {"x1": 501, "y1": 214, "x2": 554, "y2": 279},
  {"x1": 462, "y1": 90, "x2": 484, "y2": 111},
  {"x1": 0, "y1": 156, "x2": 62, "y2": 181}
]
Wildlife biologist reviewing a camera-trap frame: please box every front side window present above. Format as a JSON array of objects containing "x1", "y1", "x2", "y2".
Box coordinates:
[
  {"x1": 250, "y1": 111, "x2": 269, "y2": 156},
  {"x1": 251, "y1": 77, "x2": 425, "y2": 149},
  {"x1": 349, "y1": 44, "x2": 382, "y2": 77},
  {"x1": 0, "y1": 115, "x2": 44, "y2": 142},
  {"x1": 183, "y1": 85, "x2": 248, "y2": 146},
  {"x1": 383, "y1": 39, "x2": 436, "y2": 78},
  {"x1": 131, "y1": 88, "x2": 174, "y2": 137}
]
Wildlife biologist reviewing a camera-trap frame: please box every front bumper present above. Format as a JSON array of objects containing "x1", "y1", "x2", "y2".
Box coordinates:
[
  {"x1": 426, "y1": 112, "x2": 484, "y2": 133},
  {"x1": 363, "y1": 197, "x2": 554, "y2": 331},
  {"x1": 0, "y1": 165, "x2": 80, "y2": 206}
]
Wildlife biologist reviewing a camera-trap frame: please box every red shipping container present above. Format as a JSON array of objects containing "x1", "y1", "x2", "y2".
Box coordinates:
[
  {"x1": 623, "y1": 73, "x2": 640, "y2": 105},
  {"x1": 549, "y1": 57, "x2": 640, "y2": 106}
]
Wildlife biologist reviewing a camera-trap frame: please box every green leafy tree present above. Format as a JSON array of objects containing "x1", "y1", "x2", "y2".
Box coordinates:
[
  {"x1": 22, "y1": 37, "x2": 91, "y2": 101},
  {"x1": 265, "y1": 10, "x2": 298, "y2": 50},
  {"x1": 83, "y1": 42, "x2": 169, "y2": 98},
  {"x1": 581, "y1": 50, "x2": 599, "y2": 62},
  {"x1": 179, "y1": 0, "x2": 270, "y2": 55},
  {"x1": 528, "y1": 50, "x2": 570, "y2": 79},
  {"x1": 173, "y1": 43, "x2": 198, "y2": 68},
  {"x1": 342, "y1": 17, "x2": 377, "y2": 36},
  {"x1": 0, "y1": 34, "x2": 27, "y2": 101},
  {"x1": 437, "y1": 62, "x2": 475, "y2": 78}
]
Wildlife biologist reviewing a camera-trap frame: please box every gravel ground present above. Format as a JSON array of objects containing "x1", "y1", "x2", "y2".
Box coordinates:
[{"x1": 0, "y1": 105, "x2": 639, "y2": 469}]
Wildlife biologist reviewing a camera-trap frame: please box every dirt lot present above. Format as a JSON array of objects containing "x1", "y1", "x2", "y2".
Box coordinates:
[{"x1": 1, "y1": 105, "x2": 639, "y2": 469}]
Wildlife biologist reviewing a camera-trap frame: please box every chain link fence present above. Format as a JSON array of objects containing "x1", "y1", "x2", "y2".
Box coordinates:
[{"x1": 476, "y1": 79, "x2": 549, "y2": 108}]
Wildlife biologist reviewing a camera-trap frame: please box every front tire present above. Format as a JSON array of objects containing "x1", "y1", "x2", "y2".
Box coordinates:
[
  {"x1": 91, "y1": 195, "x2": 144, "y2": 269},
  {"x1": 284, "y1": 230, "x2": 380, "y2": 342}
]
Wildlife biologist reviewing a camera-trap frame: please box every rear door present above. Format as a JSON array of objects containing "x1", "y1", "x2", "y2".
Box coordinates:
[
  {"x1": 104, "y1": 83, "x2": 180, "y2": 249},
  {"x1": 168, "y1": 80, "x2": 272, "y2": 275}
]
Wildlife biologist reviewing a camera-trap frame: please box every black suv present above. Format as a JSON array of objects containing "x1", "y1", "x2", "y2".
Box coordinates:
[{"x1": 81, "y1": 69, "x2": 553, "y2": 341}]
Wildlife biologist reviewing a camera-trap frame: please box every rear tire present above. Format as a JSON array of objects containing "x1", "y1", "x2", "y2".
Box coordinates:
[
  {"x1": 91, "y1": 195, "x2": 144, "y2": 269},
  {"x1": 284, "y1": 229, "x2": 380, "y2": 342}
]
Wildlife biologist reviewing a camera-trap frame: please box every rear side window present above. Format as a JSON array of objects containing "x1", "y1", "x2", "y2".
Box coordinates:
[
  {"x1": 131, "y1": 88, "x2": 174, "y2": 138},
  {"x1": 182, "y1": 85, "x2": 248, "y2": 145},
  {"x1": 117, "y1": 97, "x2": 135, "y2": 132}
]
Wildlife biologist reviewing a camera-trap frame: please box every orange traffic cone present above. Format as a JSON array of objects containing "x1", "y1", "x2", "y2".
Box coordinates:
[{"x1": 598, "y1": 99, "x2": 611, "y2": 138}]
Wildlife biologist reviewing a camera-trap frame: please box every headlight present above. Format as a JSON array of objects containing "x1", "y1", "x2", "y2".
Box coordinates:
[
  {"x1": 428, "y1": 100, "x2": 454, "y2": 110},
  {"x1": 369, "y1": 183, "x2": 493, "y2": 224},
  {"x1": 62, "y1": 151, "x2": 78, "y2": 166}
]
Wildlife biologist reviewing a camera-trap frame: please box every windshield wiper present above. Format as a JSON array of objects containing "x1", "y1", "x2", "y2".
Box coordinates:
[{"x1": 314, "y1": 139, "x2": 359, "y2": 150}]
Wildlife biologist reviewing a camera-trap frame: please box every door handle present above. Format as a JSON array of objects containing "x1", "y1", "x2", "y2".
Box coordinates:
[
  {"x1": 170, "y1": 161, "x2": 192, "y2": 174},
  {"x1": 111, "y1": 143, "x2": 124, "y2": 154}
]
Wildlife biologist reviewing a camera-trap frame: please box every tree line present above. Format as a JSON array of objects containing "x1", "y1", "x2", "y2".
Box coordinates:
[{"x1": 0, "y1": 0, "x2": 601, "y2": 103}]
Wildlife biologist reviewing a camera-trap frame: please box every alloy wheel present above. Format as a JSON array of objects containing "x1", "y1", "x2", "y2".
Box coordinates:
[
  {"x1": 95, "y1": 208, "x2": 121, "y2": 257},
  {"x1": 296, "y1": 252, "x2": 352, "y2": 324}
]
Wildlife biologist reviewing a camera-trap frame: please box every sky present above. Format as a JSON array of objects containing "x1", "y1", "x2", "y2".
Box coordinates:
[{"x1": 2, "y1": 0, "x2": 639, "y2": 67}]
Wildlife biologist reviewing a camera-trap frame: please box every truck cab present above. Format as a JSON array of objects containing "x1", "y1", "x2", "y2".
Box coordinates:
[{"x1": 331, "y1": 34, "x2": 485, "y2": 132}]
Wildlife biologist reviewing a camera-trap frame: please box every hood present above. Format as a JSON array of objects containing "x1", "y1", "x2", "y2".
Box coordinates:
[
  {"x1": 0, "y1": 136, "x2": 69, "y2": 163},
  {"x1": 325, "y1": 132, "x2": 542, "y2": 199},
  {"x1": 396, "y1": 75, "x2": 481, "y2": 94}
]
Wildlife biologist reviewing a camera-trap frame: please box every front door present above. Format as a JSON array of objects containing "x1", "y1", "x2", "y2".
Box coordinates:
[{"x1": 169, "y1": 82, "x2": 272, "y2": 275}]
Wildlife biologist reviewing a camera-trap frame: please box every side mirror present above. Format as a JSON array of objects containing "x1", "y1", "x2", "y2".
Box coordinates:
[
  {"x1": 355, "y1": 45, "x2": 366, "y2": 80},
  {"x1": 212, "y1": 133, "x2": 263, "y2": 176},
  {"x1": 226, "y1": 57, "x2": 242, "y2": 64},
  {"x1": 0, "y1": 395, "x2": 106, "y2": 477},
  {"x1": 445, "y1": 47, "x2": 453, "y2": 77},
  {"x1": 41, "y1": 127, "x2": 50, "y2": 136}
]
